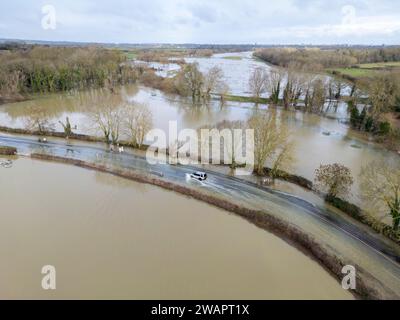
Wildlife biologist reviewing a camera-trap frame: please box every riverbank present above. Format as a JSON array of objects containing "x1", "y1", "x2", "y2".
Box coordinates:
[{"x1": 29, "y1": 152, "x2": 399, "y2": 299}]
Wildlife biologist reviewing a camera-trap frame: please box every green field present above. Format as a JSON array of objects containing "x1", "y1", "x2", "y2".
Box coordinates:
[
  {"x1": 358, "y1": 61, "x2": 400, "y2": 69},
  {"x1": 222, "y1": 56, "x2": 243, "y2": 60},
  {"x1": 329, "y1": 61, "x2": 400, "y2": 80},
  {"x1": 329, "y1": 68, "x2": 376, "y2": 78},
  {"x1": 124, "y1": 51, "x2": 138, "y2": 60},
  {"x1": 222, "y1": 94, "x2": 269, "y2": 104}
]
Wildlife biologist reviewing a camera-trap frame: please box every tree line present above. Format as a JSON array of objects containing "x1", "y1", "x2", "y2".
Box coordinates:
[
  {"x1": 247, "y1": 64, "x2": 400, "y2": 145},
  {"x1": 139, "y1": 62, "x2": 229, "y2": 103},
  {"x1": 254, "y1": 47, "x2": 400, "y2": 70},
  {"x1": 0, "y1": 46, "x2": 138, "y2": 100}
]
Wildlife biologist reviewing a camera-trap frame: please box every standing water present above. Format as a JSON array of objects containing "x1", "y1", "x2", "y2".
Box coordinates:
[{"x1": 0, "y1": 157, "x2": 352, "y2": 299}]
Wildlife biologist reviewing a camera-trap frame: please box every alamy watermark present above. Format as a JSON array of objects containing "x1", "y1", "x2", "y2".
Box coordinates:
[
  {"x1": 41, "y1": 265, "x2": 56, "y2": 290},
  {"x1": 41, "y1": 5, "x2": 57, "y2": 30},
  {"x1": 145, "y1": 121, "x2": 255, "y2": 176},
  {"x1": 341, "y1": 265, "x2": 356, "y2": 290}
]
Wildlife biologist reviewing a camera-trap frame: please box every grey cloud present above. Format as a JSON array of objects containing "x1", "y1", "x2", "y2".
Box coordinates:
[{"x1": 0, "y1": 0, "x2": 399, "y2": 44}]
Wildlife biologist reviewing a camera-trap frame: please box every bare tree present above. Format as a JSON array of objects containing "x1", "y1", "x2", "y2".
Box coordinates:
[
  {"x1": 123, "y1": 102, "x2": 153, "y2": 148},
  {"x1": 249, "y1": 67, "x2": 268, "y2": 99},
  {"x1": 247, "y1": 110, "x2": 292, "y2": 175},
  {"x1": 267, "y1": 69, "x2": 284, "y2": 105},
  {"x1": 87, "y1": 89, "x2": 123, "y2": 144},
  {"x1": 269, "y1": 141, "x2": 295, "y2": 180},
  {"x1": 175, "y1": 62, "x2": 204, "y2": 102},
  {"x1": 283, "y1": 67, "x2": 304, "y2": 109},
  {"x1": 25, "y1": 105, "x2": 55, "y2": 133},
  {"x1": 360, "y1": 160, "x2": 400, "y2": 230},
  {"x1": 314, "y1": 163, "x2": 354, "y2": 198},
  {"x1": 203, "y1": 66, "x2": 227, "y2": 98},
  {"x1": 333, "y1": 78, "x2": 347, "y2": 100},
  {"x1": 197, "y1": 120, "x2": 247, "y2": 168},
  {"x1": 304, "y1": 78, "x2": 327, "y2": 114}
]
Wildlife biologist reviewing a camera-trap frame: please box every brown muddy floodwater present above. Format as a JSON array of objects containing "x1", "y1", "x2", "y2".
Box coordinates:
[{"x1": 0, "y1": 157, "x2": 352, "y2": 299}]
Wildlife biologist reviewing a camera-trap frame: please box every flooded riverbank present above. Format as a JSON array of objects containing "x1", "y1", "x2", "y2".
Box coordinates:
[
  {"x1": 0, "y1": 157, "x2": 352, "y2": 299},
  {"x1": 0, "y1": 83, "x2": 397, "y2": 207},
  {"x1": 0, "y1": 51, "x2": 398, "y2": 210}
]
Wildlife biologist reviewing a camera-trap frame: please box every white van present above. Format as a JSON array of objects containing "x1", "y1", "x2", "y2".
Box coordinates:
[{"x1": 189, "y1": 172, "x2": 208, "y2": 181}]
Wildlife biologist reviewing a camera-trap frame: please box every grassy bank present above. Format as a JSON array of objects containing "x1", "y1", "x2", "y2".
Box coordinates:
[
  {"x1": 326, "y1": 196, "x2": 400, "y2": 245},
  {"x1": 257, "y1": 165, "x2": 400, "y2": 246},
  {"x1": 260, "y1": 167, "x2": 313, "y2": 190},
  {"x1": 30, "y1": 152, "x2": 396, "y2": 299},
  {"x1": 0, "y1": 126, "x2": 150, "y2": 150},
  {"x1": 328, "y1": 61, "x2": 400, "y2": 81},
  {"x1": 328, "y1": 68, "x2": 376, "y2": 81},
  {"x1": 219, "y1": 94, "x2": 270, "y2": 104},
  {"x1": 222, "y1": 56, "x2": 243, "y2": 60},
  {"x1": 0, "y1": 145, "x2": 17, "y2": 155}
]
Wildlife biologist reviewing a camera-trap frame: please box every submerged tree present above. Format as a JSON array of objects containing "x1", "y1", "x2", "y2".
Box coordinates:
[
  {"x1": 24, "y1": 105, "x2": 55, "y2": 133},
  {"x1": 175, "y1": 63, "x2": 204, "y2": 102},
  {"x1": 269, "y1": 141, "x2": 295, "y2": 181},
  {"x1": 123, "y1": 102, "x2": 153, "y2": 148},
  {"x1": 267, "y1": 69, "x2": 284, "y2": 105},
  {"x1": 248, "y1": 67, "x2": 268, "y2": 99},
  {"x1": 87, "y1": 89, "x2": 124, "y2": 144},
  {"x1": 282, "y1": 67, "x2": 304, "y2": 109},
  {"x1": 360, "y1": 160, "x2": 400, "y2": 230},
  {"x1": 314, "y1": 163, "x2": 354, "y2": 198},
  {"x1": 247, "y1": 110, "x2": 293, "y2": 176},
  {"x1": 203, "y1": 66, "x2": 227, "y2": 98},
  {"x1": 59, "y1": 116, "x2": 73, "y2": 137},
  {"x1": 303, "y1": 78, "x2": 327, "y2": 114}
]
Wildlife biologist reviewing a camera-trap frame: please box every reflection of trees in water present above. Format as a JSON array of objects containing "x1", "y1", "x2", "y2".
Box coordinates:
[
  {"x1": 175, "y1": 98, "x2": 231, "y2": 130},
  {"x1": 3, "y1": 92, "x2": 80, "y2": 120},
  {"x1": 2, "y1": 84, "x2": 140, "y2": 123}
]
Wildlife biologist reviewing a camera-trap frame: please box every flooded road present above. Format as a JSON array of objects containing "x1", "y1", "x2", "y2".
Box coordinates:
[
  {"x1": 1, "y1": 135, "x2": 400, "y2": 298},
  {"x1": 0, "y1": 51, "x2": 398, "y2": 209},
  {"x1": 0, "y1": 157, "x2": 352, "y2": 299},
  {"x1": 0, "y1": 82, "x2": 397, "y2": 207}
]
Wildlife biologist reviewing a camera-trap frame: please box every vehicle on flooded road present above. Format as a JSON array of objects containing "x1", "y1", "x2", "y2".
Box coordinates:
[{"x1": 189, "y1": 172, "x2": 208, "y2": 181}]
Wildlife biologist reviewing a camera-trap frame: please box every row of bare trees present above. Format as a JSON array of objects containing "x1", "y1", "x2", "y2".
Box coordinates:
[
  {"x1": 201, "y1": 110, "x2": 295, "y2": 179},
  {"x1": 248, "y1": 66, "x2": 348, "y2": 113},
  {"x1": 138, "y1": 62, "x2": 229, "y2": 104},
  {"x1": 86, "y1": 89, "x2": 153, "y2": 147},
  {"x1": 174, "y1": 63, "x2": 229, "y2": 103},
  {"x1": 25, "y1": 89, "x2": 153, "y2": 148}
]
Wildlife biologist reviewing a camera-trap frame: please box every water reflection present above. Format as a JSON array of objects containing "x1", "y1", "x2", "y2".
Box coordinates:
[{"x1": 0, "y1": 59, "x2": 398, "y2": 208}]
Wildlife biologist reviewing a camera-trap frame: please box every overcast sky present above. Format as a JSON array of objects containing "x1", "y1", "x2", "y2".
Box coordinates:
[{"x1": 0, "y1": 0, "x2": 399, "y2": 44}]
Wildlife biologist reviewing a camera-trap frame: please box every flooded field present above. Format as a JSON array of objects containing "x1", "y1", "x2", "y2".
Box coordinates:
[
  {"x1": 0, "y1": 82, "x2": 397, "y2": 206},
  {"x1": 0, "y1": 51, "x2": 398, "y2": 208},
  {"x1": 0, "y1": 157, "x2": 352, "y2": 299}
]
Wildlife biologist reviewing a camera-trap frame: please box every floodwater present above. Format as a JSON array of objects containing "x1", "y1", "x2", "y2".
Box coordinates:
[
  {"x1": 0, "y1": 157, "x2": 352, "y2": 299},
  {"x1": 0, "y1": 51, "x2": 398, "y2": 207},
  {"x1": 186, "y1": 51, "x2": 272, "y2": 97}
]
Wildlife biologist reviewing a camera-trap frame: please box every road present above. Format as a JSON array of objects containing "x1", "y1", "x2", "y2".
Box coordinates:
[{"x1": 1, "y1": 133, "x2": 400, "y2": 297}]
